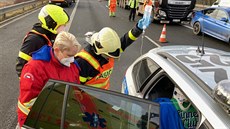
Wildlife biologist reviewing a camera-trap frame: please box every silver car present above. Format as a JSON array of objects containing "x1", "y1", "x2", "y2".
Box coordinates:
[{"x1": 122, "y1": 45, "x2": 230, "y2": 129}]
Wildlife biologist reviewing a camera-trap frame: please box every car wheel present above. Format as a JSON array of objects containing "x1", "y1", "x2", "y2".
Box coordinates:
[{"x1": 193, "y1": 22, "x2": 201, "y2": 35}]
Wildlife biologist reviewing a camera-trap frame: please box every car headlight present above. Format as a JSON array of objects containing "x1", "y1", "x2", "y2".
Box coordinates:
[
  {"x1": 187, "y1": 12, "x2": 193, "y2": 18},
  {"x1": 159, "y1": 10, "x2": 166, "y2": 17}
]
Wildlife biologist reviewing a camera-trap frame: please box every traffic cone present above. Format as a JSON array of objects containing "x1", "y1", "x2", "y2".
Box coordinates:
[{"x1": 159, "y1": 24, "x2": 167, "y2": 43}]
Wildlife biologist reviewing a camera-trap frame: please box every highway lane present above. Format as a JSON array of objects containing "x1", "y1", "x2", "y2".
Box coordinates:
[{"x1": 0, "y1": 0, "x2": 230, "y2": 128}]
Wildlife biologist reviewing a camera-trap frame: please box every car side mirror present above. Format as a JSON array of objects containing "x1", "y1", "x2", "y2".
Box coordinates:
[
  {"x1": 212, "y1": 80, "x2": 230, "y2": 114},
  {"x1": 220, "y1": 17, "x2": 228, "y2": 22}
]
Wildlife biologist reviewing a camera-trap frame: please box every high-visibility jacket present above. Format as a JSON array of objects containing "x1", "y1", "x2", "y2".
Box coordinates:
[
  {"x1": 16, "y1": 23, "x2": 56, "y2": 77},
  {"x1": 109, "y1": 0, "x2": 117, "y2": 12},
  {"x1": 144, "y1": 0, "x2": 153, "y2": 8},
  {"x1": 129, "y1": 0, "x2": 139, "y2": 9},
  {"x1": 77, "y1": 49, "x2": 114, "y2": 89},
  {"x1": 17, "y1": 45, "x2": 80, "y2": 127},
  {"x1": 75, "y1": 24, "x2": 143, "y2": 89}
]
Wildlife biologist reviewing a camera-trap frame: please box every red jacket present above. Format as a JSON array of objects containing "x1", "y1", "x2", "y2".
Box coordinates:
[{"x1": 17, "y1": 45, "x2": 80, "y2": 127}]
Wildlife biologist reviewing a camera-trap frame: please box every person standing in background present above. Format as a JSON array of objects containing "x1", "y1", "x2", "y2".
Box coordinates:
[
  {"x1": 129, "y1": 0, "x2": 139, "y2": 21},
  {"x1": 108, "y1": 0, "x2": 117, "y2": 17},
  {"x1": 144, "y1": 0, "x2": 153, "y2": 8}
]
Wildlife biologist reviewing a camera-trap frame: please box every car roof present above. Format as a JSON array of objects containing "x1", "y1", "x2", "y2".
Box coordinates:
[{"x1": 148, "y1": 45, "x2": 230, "y2": 94}]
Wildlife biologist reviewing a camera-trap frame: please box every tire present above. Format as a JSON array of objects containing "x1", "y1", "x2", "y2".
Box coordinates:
[{"x1": 193, "y1": 22, "x2": 201, "y2": 35}]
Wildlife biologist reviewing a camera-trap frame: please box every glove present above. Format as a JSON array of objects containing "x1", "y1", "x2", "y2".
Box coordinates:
[{"x1": 138, "y1": 17, "x2": 151, "y2": 30}]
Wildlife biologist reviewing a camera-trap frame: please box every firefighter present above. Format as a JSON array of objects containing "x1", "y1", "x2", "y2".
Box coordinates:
[
  {"x1": 144, "y1": 0, "x2": 153, "y2": 8},
  {"x1": 15, "y1": 4, "x2": 69, "y2": 78},
  {"x1": 17, "y1": 31, "x2": 81, "y2": 128},
  {"x1": 108, "y1": 0, "x2": 117, "y2": 17},
  {"x1": 75, "y1": 18, "x2": 150, "y2": 90}
]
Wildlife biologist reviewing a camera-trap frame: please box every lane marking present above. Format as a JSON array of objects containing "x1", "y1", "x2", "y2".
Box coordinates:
[
  {"x1": 145, "y1": 35, "x2": 161, "y2": 47},
  {"x1": 65, "y1": 0, "x2": 79, "y2": 32},
  {"x1": 182, "y1": 24, "x2": 193, "y2": 30}
]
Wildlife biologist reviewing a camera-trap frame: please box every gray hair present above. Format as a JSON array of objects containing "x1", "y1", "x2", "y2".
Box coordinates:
[{"x1": 53, "y1": 31, "x2": 81, "y2": 52}]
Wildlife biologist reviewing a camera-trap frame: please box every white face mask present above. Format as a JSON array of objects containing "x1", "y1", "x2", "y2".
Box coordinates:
[{"x1": 60, "y1": 56, "x2": 74, "y2": 67}]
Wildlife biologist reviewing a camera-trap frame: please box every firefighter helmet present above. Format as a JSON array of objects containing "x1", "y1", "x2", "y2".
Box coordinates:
[
  {"x1": 90, "y1": 27, "x2": 121, "y2": 58},
  {"x1": 38, "y1": 4, "x2": 69, "y2": 34}
]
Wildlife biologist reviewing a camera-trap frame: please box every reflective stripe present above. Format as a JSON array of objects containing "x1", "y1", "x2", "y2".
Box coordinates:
[
  {"x1": 88, "y1": 79, "x2": 109, "y2": 88},
  {"x1": 30, "y1": 30, "x2": 52, "y2": 46},
  {"x1": 18, "y1": 51, "x2": 32, "y2": 61},
  {"x1": 120, "y1": 48, "x2": 124, "y2": 53},
  {"x1": 80, "y1": 76, "x2": 87, "y2": 82},
  {"x1": 128, "y1": 30, "x2": 137, "y2": 41},
  {"x1": 24, "y1": 98, "x2": 36, "y2": 108},
  {"x1": 18, "y1": 101, "x2": 30, "y2": 115},
  {"x1": 80, "y1": 76, "x2": 92, "y2": 83},
  {"x1": 76, "y1": 51, "x2": 100, "y2": 70},
  {"x1": 18, "y1": 98, "x2": 37, "y2": 115}
]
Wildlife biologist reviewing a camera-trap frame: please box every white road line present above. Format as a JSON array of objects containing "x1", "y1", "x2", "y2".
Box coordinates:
[
  {"x1": 65, "y1": 0, "x2": 79, "y2": 32},
  {"x1": 182, "y1": 24, "x2": 193, "y2": 30},
  {"x1": 0, "y1": 9, "x2": 40, "y2": 29},
  {"x1": 145, "y1": 35, "x2": 161, "y2": 47}
]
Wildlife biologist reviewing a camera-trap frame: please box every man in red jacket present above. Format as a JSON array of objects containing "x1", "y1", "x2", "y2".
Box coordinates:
[{"x1": 17, "y1": 31, "x2": 81, "y2": 128}]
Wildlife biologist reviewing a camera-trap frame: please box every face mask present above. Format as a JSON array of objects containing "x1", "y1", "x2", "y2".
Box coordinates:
[{"x1": 60, "y1": 56, "x2": 74, "y2": 67}]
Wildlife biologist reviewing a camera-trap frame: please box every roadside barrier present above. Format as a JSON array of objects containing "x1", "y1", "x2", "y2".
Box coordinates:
[{"x1": 0, "y1": 0, "x2": 48, "y2": 23}]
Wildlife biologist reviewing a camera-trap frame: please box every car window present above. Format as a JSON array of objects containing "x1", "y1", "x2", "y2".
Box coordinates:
[
  {"x1": 145, "y1": 74, "x2": 175, "y2": 100},
  {"x1": 24, "y1": 80, "x2": 160, "y2": 129},
  {"x1": 204, "y1": 8, "x2": 218, "y2": 18},
  {"x1": 132, "y1": 58, "x2": 160, "y2": 91},
  {"x1": 215, "y1": 9, "x2": 228, "y2": 21}
]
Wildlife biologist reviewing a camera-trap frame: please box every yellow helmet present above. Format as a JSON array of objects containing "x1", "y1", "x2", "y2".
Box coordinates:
[
  {"x1": 90, "y1": 27, "x2": 121, "y2": 58},
  {"x1": 38, "y1": 4, "x2": 69, "y2": 34}
]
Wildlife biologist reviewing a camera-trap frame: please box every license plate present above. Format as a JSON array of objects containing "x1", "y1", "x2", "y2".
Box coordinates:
[
  {"x1": 173, "y1": 19, "x2": 180, "y2": 22},
  {"x1": 160, "y1": 20, "x2": 170, "y2": 23}
]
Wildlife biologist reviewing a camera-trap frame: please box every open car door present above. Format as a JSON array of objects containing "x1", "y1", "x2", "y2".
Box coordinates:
[{"x1": 23, "y1": 79, "x2": 160, "y2": 129}]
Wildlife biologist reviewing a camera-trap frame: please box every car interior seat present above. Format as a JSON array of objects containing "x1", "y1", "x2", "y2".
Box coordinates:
[{"x1": 145, "y1": 75, "x2": 175, "y2": 101}]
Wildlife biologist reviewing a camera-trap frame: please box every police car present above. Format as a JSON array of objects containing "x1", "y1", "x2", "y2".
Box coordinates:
[{"x1": 122, "y1": 45, "x2": 230, "y2": 129}]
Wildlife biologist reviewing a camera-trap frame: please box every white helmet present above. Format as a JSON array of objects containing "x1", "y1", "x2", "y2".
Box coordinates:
[
  {"x1": 90, "y1": 27, "x2": 121, "y2": 58},
  {"x1": 173, "y1": 87, "x2": 191, "y2": 111}
]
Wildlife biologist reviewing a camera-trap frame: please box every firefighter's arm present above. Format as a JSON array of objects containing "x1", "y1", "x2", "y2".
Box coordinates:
[
  {"x1": 120, "y1": 18, "x2": 152, "y2": 52},
  {"x1": 75, "y1": 57, "x2": 99, "y2": 84},
  {"x1": 16, "y1": 34, "x2": 45, "y2": 77}
]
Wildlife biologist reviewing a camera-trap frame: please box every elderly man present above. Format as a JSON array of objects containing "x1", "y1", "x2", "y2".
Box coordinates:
[{"x1": 17, "y1": 31, "x2": 81, "y2": 128}]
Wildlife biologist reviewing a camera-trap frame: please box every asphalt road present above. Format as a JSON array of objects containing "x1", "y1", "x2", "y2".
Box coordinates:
[{"x1": 0, "y1": 0, "x2": 230, "y2": 128}]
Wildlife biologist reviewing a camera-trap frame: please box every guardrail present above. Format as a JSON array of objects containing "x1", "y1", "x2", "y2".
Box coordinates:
[
  {"x1": 0, "y1": 1, "x2": 209, "y2": 24},
  {"x1": 0, "y1": 0, "x2": 48, "y2": 22}
]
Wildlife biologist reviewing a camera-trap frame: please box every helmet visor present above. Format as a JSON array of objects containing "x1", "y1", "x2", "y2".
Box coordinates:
[{"x1": 107, "y1": 48, "x2": 120, "y2": 58}]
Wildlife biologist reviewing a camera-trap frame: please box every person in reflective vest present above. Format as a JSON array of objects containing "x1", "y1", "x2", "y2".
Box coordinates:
[
  {"x1": 16, "y1": 4, "x2": 69, "y2": 78},
  {"x1": 108, "y1": 0, "x2": 117, "y2": 17},
  {"x1": 75, "y1": 18, "x2": 151, "y2": 90},
  {"x1": 129, "y1": 0, "x2": 139, "y2": 21},
  {"x1": 17, "y1": 31, "x2": 81, "y2": 128}
]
